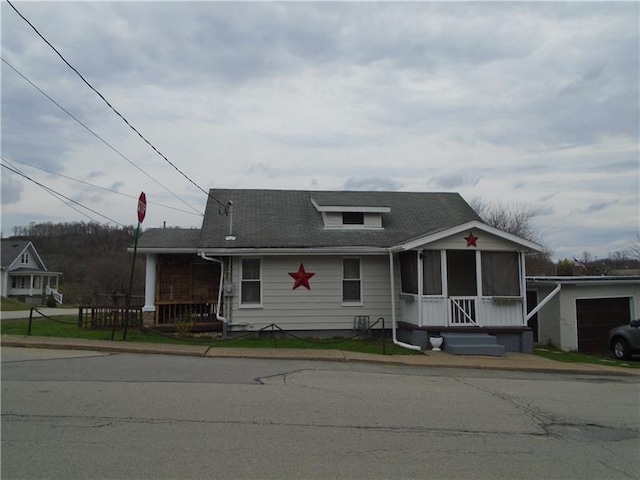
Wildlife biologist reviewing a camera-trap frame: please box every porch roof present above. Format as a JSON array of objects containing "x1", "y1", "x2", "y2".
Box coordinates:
[
  {"x1": 390, "y1": 220, "x2": 544, "y2": 253},
  {"x1": 135, "y1": 228, "x2": 202, "y2": 252},
  {"x1": 7, "y1": 267, "x2": 61, "y2": 275}
]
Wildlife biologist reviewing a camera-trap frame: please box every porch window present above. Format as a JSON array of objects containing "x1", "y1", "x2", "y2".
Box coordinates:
[
  {"x1": 342, "y1": 258, "x2": 362, "y2": 303},
  {"x1": 241, "y1": 258, "x2": 261, "y2": 305},
  {"x1": 481, "y1": 252, "x2": 519, "y2": 296},
  {"x1": 422, "y1": 250, "x2": 442, "y2": 295},
  {"x1": 399, "y1": 251, "x2": 418, "y2": 294}
]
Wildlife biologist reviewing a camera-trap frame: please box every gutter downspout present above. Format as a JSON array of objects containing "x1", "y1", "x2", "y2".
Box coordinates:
[
  {"x1": 199, "y1": 252, "x2": 228, "y2": 337},
  {"x1": 389, "y1": 250, "x2": 422, "y2": 351}
]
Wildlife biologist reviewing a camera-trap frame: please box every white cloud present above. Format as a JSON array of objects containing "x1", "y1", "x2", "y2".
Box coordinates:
[{"x1": 1, "y1": 1, "x2": 638, "y2": 260}]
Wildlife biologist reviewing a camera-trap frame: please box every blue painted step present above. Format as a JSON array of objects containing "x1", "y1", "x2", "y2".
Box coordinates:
[{"x1": 440, "y1": 333, "x2": 505, "y2": 357}]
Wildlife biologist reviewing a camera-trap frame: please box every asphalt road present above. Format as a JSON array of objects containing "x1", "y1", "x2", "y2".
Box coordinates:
[{"x1": 2, "y1": 347, "x2": 639, "y2": 480}]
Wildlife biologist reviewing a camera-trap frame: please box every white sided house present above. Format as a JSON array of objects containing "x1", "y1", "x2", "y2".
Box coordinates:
[
  {"x1": 135, "y1": 189, "x2": 543, "y2": 353},
  {"x1": 1, "y1": 239, "x2": 62, "y2": 305}
]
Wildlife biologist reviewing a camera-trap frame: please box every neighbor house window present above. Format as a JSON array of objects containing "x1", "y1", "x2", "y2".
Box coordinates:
[
  {"x1": 20, "y1": 253, "x2": 29, "y2": 264},
  {"x1": 481, "y1": 252, "x2": 519, "y2": 296},
  {"x1": 342, "y1": 212, "x2": 364, "y2": 225},
  {"x1": 342, "y1": 258, "x2": 362, "y2": 303},
  {"x1": 241, "y1": 258, "x2": 261, "y2": 305}
]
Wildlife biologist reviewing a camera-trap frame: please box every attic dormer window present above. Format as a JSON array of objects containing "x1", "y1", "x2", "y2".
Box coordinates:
[
  {"x1": 342, "y1": 212, "x2": 364, "y2": 225},
  {"x1": 20, "y1": 253, "x2": 29, "y2": 264}
]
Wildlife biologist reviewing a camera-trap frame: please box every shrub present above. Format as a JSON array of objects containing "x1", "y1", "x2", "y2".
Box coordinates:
[
  {"x1": 174, "y1": 316, "x2": 194, "y2": 337},
  {"x1": 45, "y1": 294, "x2": 57, "y2": 308}
]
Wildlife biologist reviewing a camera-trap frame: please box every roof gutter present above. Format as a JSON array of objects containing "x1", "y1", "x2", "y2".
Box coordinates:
[
  {"x1": 388, "y1": 250, "x2": 422, "y2": 351},
  {"x1": 198, "y1": 252, "x2": 228, "y2": 335}
]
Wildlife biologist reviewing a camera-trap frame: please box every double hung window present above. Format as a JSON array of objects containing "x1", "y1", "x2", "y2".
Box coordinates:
[
  {"x1": 241, "y1": 258, "x2": 261, "y2": 306},
  {"x1": 342, "y1": 258, "x2": 362, "y2": 304}
]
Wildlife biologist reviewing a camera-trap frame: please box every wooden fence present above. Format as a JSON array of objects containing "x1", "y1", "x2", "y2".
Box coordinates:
[{"x1": 78, "y1": 305, "x2": 143, "y2": 329}]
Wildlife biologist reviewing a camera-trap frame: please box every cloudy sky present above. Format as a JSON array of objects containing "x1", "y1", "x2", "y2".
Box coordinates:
[{"x1": 1, "y1": 1, "x2": 638, "y2": 261}]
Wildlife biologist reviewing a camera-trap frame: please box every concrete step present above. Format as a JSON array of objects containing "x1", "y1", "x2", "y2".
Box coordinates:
[
  {"x1": 440, "y1": 333, "x2": 499, "y2": 346},
  {"x1": 445, "y1": 344, "x2": 506, "y2": 356},
  {"x1": 439, "y1": 332, "x2": 505, "y2": 356}
]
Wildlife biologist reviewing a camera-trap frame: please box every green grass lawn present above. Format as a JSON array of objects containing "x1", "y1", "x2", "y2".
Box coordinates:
[
  {"x1": 0, "y1": 297, "x2": 32, "y2": 311},
  {"x1": 0, "y1": 316, "x2": 418, "y2": 356},
  {"x1": 534, "y1": 346, "x2": 640, "y2": 369}
]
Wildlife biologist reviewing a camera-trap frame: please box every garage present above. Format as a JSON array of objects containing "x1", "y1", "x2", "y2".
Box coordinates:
[
  {"x1": 526, "y1": 276, "x2": 640, "y2": 353},
  {"x1": 576, "y1": 297, "x2": 631, "y2": 353}
]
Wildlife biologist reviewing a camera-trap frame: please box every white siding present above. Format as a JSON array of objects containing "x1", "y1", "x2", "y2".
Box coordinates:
[
  {"x1": 479, "y1": 297, "x2": 525, "y2": 326},
  {"x1": 420, "y1": 297, "x2": 447, "y2": 326},
  {"x1": 230, "y1": 255, "x2": 392, "y2": 330},
  {"x1": 536, "y1": 286, "x2": 562, "y2": 347},
  {"x1": 323, "y1": 212, "x2": 382, "y2": 229},
  {"x1": 425, "y1": 230, "x2": 527, "y2": 252}
]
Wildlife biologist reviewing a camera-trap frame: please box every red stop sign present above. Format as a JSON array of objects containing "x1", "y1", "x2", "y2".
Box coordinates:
[{"x1": 137, "y1": 192, "x2": 146, "y2": 223}]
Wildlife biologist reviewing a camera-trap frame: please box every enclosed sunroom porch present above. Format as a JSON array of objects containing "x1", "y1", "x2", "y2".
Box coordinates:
[
  {"x1": 390, "y1": 221, "x2": 543, "y2": 352},
  {"x1": 396, "y1": 248, "x2": 527, "y2": 328}
]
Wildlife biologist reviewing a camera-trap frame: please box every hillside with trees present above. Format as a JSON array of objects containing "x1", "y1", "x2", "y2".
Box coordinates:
[{"x1": 7, "y1": 222, "x2": 145, "y2": 306}]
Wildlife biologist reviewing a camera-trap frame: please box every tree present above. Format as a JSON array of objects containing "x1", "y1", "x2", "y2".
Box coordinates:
[
  {"x1": 628, "y1": 235, "x2": 640, "y2": 261},
  {"x1": 557, "y1": 258, "x2": 574, "y2": 276},
  {"x1": 469, "y1": 198, "x2": 541, "y2": 242},
  {"x1": 469, "y1": 198, "x2": 554, "y2": 275}
]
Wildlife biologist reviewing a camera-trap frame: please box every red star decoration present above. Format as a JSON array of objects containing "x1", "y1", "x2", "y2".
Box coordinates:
[
  {"x1": 464, "y1": 232, "x2": 479, "y2": 247},
  {"x1": 288, "y1": 263, "x2": 315, "y2": 290}
]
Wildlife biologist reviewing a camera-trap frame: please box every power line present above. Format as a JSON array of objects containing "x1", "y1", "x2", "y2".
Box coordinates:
[
  {"x1": 1, "y1": 56, "x2": 203, "y2": 216},
  {"x1": 1, "y1": 158, "x2": 126, "y2": 227},
  {"x1": 6, "y1": 0, "x2": 228, "y2": 213},
  {"x1": 4, "y1": 155, "x2": 203, "y2": 218}
]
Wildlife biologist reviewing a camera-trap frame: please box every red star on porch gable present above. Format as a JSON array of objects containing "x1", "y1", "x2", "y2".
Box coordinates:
[
  {"x1": 288, "y1": 263, "x2": 315, "y2": 290},
  {"x1": 464, "y1": 232, "x2": 479, "y2": 247}
]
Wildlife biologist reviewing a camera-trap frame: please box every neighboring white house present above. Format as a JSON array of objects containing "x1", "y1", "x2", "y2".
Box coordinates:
[
  {"x1": 1, "y1": 239, "x2": 62, "y2": 305},
  {"x1": 527, "y1": 276, "x2": 640, "y2": 353},
  {"x1": 135, "y1": 189, "x2": 543, "y2": 352}
]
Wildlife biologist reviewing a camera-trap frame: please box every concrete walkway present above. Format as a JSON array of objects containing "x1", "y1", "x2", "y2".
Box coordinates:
[{"x1": 2, "y1": 334, "x2": 639, "y2": 377}]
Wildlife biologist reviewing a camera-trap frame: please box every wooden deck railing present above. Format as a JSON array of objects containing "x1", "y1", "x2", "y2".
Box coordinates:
[
  {"x1": 155, "y1": 302, "x2": 216, "y2": 324},
  {"x1": 78, "y1": 305, "x2": 143, "y2": 329}
]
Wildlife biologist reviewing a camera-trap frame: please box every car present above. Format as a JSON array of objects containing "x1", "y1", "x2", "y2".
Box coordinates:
[{"x1": 608, "y1": 319, "x2": 640, "y2": 360}]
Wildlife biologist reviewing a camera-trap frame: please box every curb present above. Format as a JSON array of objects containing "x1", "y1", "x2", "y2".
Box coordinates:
[{"x1": 2, "y1": 335, "x2": 639, "y2": 377}]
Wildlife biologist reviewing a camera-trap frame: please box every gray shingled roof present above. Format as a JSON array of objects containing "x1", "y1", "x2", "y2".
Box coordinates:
[
  {"x1": 1, "y1": 239, "x2": 30, "y2": 268},
  {"x1": 137, "y1": 189, "x2": 481, "y2": 251},
  {"x1": 136, "y1": 228, "x2": 202, "y2": 250},
  {"x1": 197, "y1": 189, "x2": 481, "y2": 249}
]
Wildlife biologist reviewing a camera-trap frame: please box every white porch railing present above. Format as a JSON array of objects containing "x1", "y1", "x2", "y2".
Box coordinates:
[
  {"x1": 402, "y1": 295, "x2": 526, "y2": 327},
  {"x1": 449, "y1": 297, "x2": 476, "y2": 326},
  {"x1": 46, "y1": 286, "x2": 63, "y2": 304}
]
